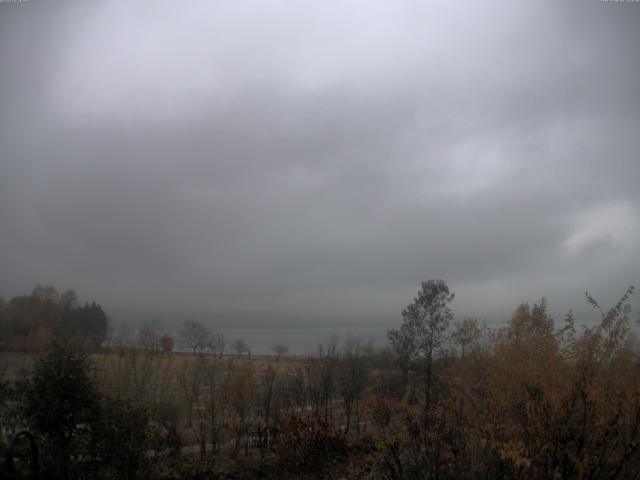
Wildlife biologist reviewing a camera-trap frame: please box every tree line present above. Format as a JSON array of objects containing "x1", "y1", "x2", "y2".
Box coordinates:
[
  {"x1": 0, "y1": 284, "x2": 109, "y2": 351},
  {"x1": 1, "y1": 279, "x2": 639, "y2": 479}
]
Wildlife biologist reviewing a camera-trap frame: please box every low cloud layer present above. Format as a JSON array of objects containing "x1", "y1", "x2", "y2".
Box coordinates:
[{"x1": 1, "y1": 0, "x2": 639, "y2": 328}]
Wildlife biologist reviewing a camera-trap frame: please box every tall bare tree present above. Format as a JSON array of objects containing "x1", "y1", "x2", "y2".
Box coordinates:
[{"x1": 387, "y1": 279, "x2": 454, "y2": 423}]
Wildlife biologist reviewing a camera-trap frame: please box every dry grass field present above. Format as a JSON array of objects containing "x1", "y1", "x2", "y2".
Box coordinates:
[{"x1": 0, "y1": 351, "x2": 34, "y2": 383}]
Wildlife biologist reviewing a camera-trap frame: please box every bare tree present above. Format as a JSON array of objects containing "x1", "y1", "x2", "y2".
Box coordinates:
[
  {"x1": 387, "y1": 279, "x2": 454, "y2": 423},
  {"x1": 100, "y1": 320, "x2": 175, "y2": 414},
  {"x1": 232, "y1": 338, "x2": 250, "y2": 356},
  {"x1": 137, "y1": 319, "x2": 163, "y2": 352},
  {"x1": 271, "y1": 343, "x2": 289, "y2": 359},
  {"x1": 226, "y1": 362, "x2": 256, "y2": 460},
  {"x1": 179, "y1": 319, "x2": 211, "y2": 354},
  {"x1": 255, "y1": 365, "x2": 281, "y2": 458},
  {"x1": 339, "y1": 335, "x2": 373, "y2": 433},
  {"x1": 209, "y1": 331, "x2": 226, "y2": 357},
  {"x1": 177, "y1": 355, "x2": 203, "y2": 428},
  {"x1": 195, "y1": 354, "x2": 229, "y2": 456},
  {"x1": 306, "y1": 337, "x2": 340, "y2": 423}
]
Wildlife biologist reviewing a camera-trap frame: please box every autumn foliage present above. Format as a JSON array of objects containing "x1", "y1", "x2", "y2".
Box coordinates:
[
  {"x1": 0, "y1": 284, "x2": 109, "y2": 351},
  {"x1": 356, "y1": 287, "x2": 640, "y2": 480},
  {"x1": 2, "y1": 282, "x2": 640, "y2": 480}
]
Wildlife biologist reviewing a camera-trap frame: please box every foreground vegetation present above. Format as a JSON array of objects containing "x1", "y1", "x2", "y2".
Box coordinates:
[{"x1": 1, "y1": 281, "x2": 640, "y2": 479}]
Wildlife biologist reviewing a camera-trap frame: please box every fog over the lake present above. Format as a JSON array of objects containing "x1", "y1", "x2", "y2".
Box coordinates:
[{"x1": 1, "y1": 1, "x2": 639, "y2": 331}]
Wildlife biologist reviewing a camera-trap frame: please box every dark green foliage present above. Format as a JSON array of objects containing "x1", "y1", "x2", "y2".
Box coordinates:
[
  {"x1": 19, "y1": 338, "x2": 100, "y2": 478},
  {"x1": 387, "y1": 279, "x2": 454, "y2": 412},
  {"x1": 0, "y1": 285, "x2": 109, "y2": 350},
  {"x1": 2, "y1": 283, "x2": 639, "y2": 480},
  {"x1": 20, "y1": 339, "x2": 99, "y2": 442},
  {"x1": 387, "y1": 279, "x2": 454, "y2": 369},
  {"x1": 14, "y1": 339, "x2": 157, "y2": 480},
  {"x1": 59, "y1": 302, "x2": 110, "y2": 346},
  {"x1": 89, "y1": 395, "x2": 153, "y2": 480}
]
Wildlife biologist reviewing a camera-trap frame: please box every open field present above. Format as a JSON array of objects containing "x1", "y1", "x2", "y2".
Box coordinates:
[
  {"x1": 4, "y1": 296, "x2": 640, "y2": 480},
  {"x1": 0, "y1": 352, "x2": 34, "y2": 383},
  {"x1": 0, "y1": 349, "x2": 311, "y2": 377}
]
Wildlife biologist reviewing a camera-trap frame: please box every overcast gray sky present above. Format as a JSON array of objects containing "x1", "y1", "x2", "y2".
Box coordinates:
[{"x1": 1, "y1": 0, "x2": 639, "y2": 329}]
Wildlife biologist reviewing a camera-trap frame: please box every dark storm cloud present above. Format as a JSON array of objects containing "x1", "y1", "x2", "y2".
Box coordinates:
[{"x1": 1, "y1": 0, "x2": 639, "y2": 328}]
